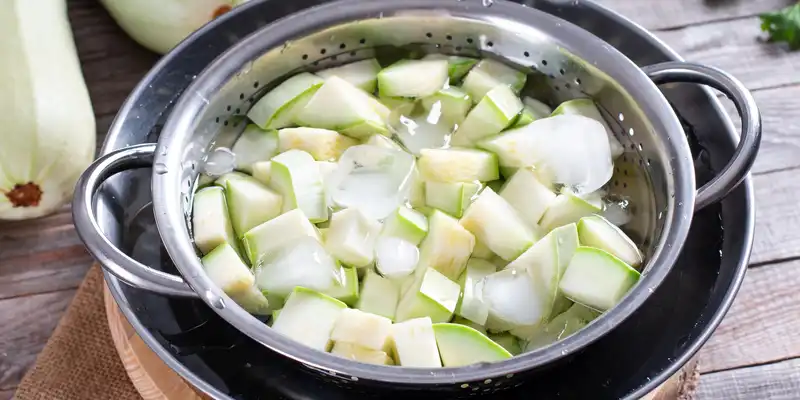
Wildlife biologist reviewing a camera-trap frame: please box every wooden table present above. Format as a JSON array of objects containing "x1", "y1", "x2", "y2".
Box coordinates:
[{"x1": 0, "y1": 0, "x2": 798, "y2": 398}]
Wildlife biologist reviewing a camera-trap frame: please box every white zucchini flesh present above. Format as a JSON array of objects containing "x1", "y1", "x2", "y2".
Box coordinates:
[
  {"x1": 471, "y1": 239, "x2": 495, "y2": 259},
  {"x1": 395, "y1": 267, "x2": 461, "y2": 323},
  {"x1": 477, "y1": 115, "x2": 613, "y2": 195},
  {"x1": 231, "y1": 125, "x2": 279, "y2": 172},
  {"x1": 420, "y1": 87, "x2": 472, "y2": 126},
  {"x1": 225, "y1": 176, "x2": 283, "y2": 237},
  {"x1": 272, "y1": 287, "x2": 347, "y2": 352},
  {"x1": 366, "y1": 134, "x2": 403, "y2": 151},
  {"x1": 456, "y1": 259, "x2": 497, "y2": 326},
  {"x1": 417, "y1": 210, "x2": 475, "y2": 281},
  {"x1": 523, "y1": 97, "x2": 553, "y2": 118},
  {"x1": 559, "y1": 246, "x2": 641, "y2": 311},
  {"x1": 270, "y1": 149, "x2": 328, "y2": 223},
  {"x1": 552, "y1": 98, "x2": 624, "y2": 158},
  {"x1": 432, "y1": 323, "x2": 512, "y2": 366},
  {"x1": 324, "y1": 208, "x2": 382, "y2": 268},
  {"x1": 0, "y1": 0, "x2": 96, "y2": 220},
  {"x1": 247, "y1": 72, "x2": 323, "y2": 129},
  {"x1": 552, "y1": 223, "x2": 580, "y2": 277},
  {"x1": 424, "y1": 181, "x2": 480, "y2": 218},
  {"x1": 525, "y1": 303, "x2": 598, "y2": 351},
  {"x1": 250, "y1": 161, "x2": 272, "y2": 185},
  {"x1": 422, "y1": 54, "x2": 478, "y2": 83},
  {"x1": 389, "y1": 317, "x2": 442, "y2": 367},
  {"x1": 254, "y1": 236, "x2": 346, "y2": 297},
  {"x1": 578, "y1": 215, "x2": 643, "y2": 267},
  {"x1": 374, "y1": 236, "x2": 419, "y2": 280},
  {"x1": 381, "y1": 206, "x2": 428, "y2": 245},
  {"x1": 242, "y1": 208, "x2": 320, "y2": 266},
  {"x1": 356, "y1": 270, "x2": 400, "y2": 321},
  {"x1": 213, "y1": 171, "x2": 250, "y2": 188},
  {"x1": 331, "y1": 308, "x2": 393, "y2": 352},
  {"x1": 417, "y1": 148, "x2": 499, "y2": 183},
  {"x1": 461, "y1": 59, "x2": 527, "y2": 102},
  {"x1": 294, "y1": 76, "x2": 389, "y2": 139},
  {"x1": 192, "y1": 186, "x2": 238, "y2": 255},
  {"x1": 539, "y1": 192, "x2": 601, "y2": 232},
  {"x1": 331, "y1": 342, "x2": 394, "y2": 365},
  {"x1": 459, "y1": 187, "x2": 536, "y2": 261},
  {"x1": 201, "y1": 243, "x2": 256, "y2": 300},
  {"x1": 228, "y1": 285, "x2": 273, "y2": 316},
  {"x1": 377, "y1": 59, "x2": 449, "y2": 98},
  {"x1": 315, "y1": 58, "x2": 382, "y2": 92},
  {"x1": 499, "y1": 168, "x2": 557, "y2": 228},
  {"x1": 511, "y1": 105, "x2": 538, "y2": 128},
  {"x1": 451, "y1": 85, "x2": 523, "y2": 146},
  {"x1": 277, "y1": 127, "x2": 358, "y2": 161},
  {"x1": 504, "y1": 228, "x2": 561, "y2": 327}
]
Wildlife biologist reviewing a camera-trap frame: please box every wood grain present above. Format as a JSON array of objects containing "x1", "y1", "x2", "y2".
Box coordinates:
[
  {"x1": 752, "y1": 169, "x2": 800, "y2": 265},
  {"x1": 0, "y1": 290, "x2": 75, "y2": 389},
  {"x1": 697, "y1": 358, "x2": 800, "y2": 400}
]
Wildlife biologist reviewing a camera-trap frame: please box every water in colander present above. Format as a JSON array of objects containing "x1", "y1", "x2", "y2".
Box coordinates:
[{"x1": 190, "y1": 54, "x2": 645, "y2": 368}]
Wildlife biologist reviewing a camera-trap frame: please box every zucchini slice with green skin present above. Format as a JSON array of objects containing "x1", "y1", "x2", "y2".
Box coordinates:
[
  {"x1": 331, "y1": 342, "x2": 394, "y2": 365},
  {"x1": 420, "y1": 86, "x2": 472, "y2": 126},
  {"x1": 229, "y1": 285, "x2": 273, "y2": 316},
  {"x1": 356, "y1": 270, "x2": 400, "y2": 321},
  {"x1": 455, "y1": 259, "x2": 497, "y2": 326},
  {"x1": 321, "y1": 266, "x2": 360, "y2": 306},
  {"x1": 192, "y1": 186, "x2": 238, "y2": 256},
  {"x1": 324, "y1": 208, "x2": 382, "y2": 268},
  {"x1": 417, "y1": 210, "x2": 475, "y2": 281},
  {"x1": 316, "y1": 58, "x2": 382, "y2": 92},
  {"x1": 270, "y1": 149, "x2": 328, "y2": 223},
  {"x1": 451, "y1": 85, "x2": 523, "y2": 146},
  {"x1": 213, "y1": 171, "x2": 250, "y2": 188},
  {"x1": 499, "y1": 167, "x2": 557, "y2": 228},
  {"x1": 459, "y1": 187, "x2": 536, "y2": 261},
  {"x1": 294, "y1": 76, "x2": 389, "y2": 139},
  {"x1": 395, "y1": 267, "x2": 461, "y2": 323},
  {"x1": 424, "y1": 181, "x2": 481, "y2": 218},
  {"x1": 331, "y1": 308, "x2": 393, "y2": 351},
  {"x1": 390, "y1": 317, "x2": 441, "y2": 367},
  {"x1": 231, "y1": 125, "x2": 279, "y2": 172},
  {"x1": 559, "y1": 246, "x2": 641, "y2": 311},
  {"x1": 271, "y1": 287, "x2": 347, "y2": 352},
  {"x1": 381, "y1": 206, "x2": 428, "y2": 245},
  {"x1": 225, "y1": 176, "x2": 283, "y2": 238},
  {"x1": 452, "y1": 316, "x2": 487, "y2": 334},
  {"x1": 365, "y1": 134, "x2": 403, "y2": 151},
  {"x1": 552, "y1": 98, "x2": 624, "y2": 158},
  {"x1": 489, "y1": 333, "x2": 522, "y2": 356},
  {"x1": 377, "y1": 59, "x2": 449, "y2": 98},
  {"x1": 201, "y1": 243, "x2": 256, "y2": 301},
  {"x1": 539, "y1": 192, "x2": 601, "y2": 231},
  {"x1": 247, "y1": 72, "x2": 323, "y2": 129},
  {"x1": 250, "y1": 161, "x2": 272, "y2": 186},
  {"x1": 525, "y1": 302, "x2": 599, "y2": 351},
  {"x1": 523, "y1": 97, "x2": 553, "y2": 118},
  {"x1": 462, "y1": 59, "x2": 527, "y2": 102},
  {"x1": 433, "y1": 323, "x2": 512, "y2": 366},
  {"x1": 510, "y1": 105, "x2": 538, "y2": 128},
  {"x1": 471, "y1": 239, "x2": 495, "y2": 259},
  {"x1": 578, "y1": 215, "x2": 643, "y2": 268},
  {"x1": 277, "y1": 127, "x2": 359, "y2": 161},
  {"x1": 422, "y1": 54, "x2": 478, "y2": 83},
  {"x1": 242, "y1": 208, "x2": 320, "y2": 266},
  {"x1": 418, "y1": 148, "x2": 499, "y2": 183}
]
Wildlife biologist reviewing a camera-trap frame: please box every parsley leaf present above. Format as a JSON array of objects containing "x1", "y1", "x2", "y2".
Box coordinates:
[{"x1": 760, "y1": 3, "x2": 800, "y2": 50}]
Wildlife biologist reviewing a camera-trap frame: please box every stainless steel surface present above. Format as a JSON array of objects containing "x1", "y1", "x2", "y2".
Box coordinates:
[
  {"x1": 73, "y1": 0, "x2": 760, "y2": 393},
  {"x1": 642, "y1": 62, "x2": 762, "y2": 210}
]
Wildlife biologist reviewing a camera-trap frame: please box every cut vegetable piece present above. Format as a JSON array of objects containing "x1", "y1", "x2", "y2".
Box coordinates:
[
  {"x1": 374, "y1": 236, "x2": 419, "y2": 280},
  {"x1": 331, "y1": 342, "x2": 394, "y2": 365},
  {"x1": 420, "y1": 86, "x2": 472, "y2": 126},
  {"x1": 390, "y1": 317, "x2": 441, "y2": 367},
  {"x1": 316, "y1": 58, "x2": 381, "y2": 92},
  {"x1": 456, "y1": 259, "x2": 497, "y2": 326},
  {"x1": 552, "y1": 98, "x2": 624, "y2": 158},
  {"x1": 504, "y1": 228, "x2": 561, "y2": 323},
  {"x1": 380, "y1": 96, "x2": 417, "y2": 116},
  {"x1": 393, "y1": 113, "x2": 452, "y2": 156},
  {"x1": 499, "y1": 168, "x2": 557, "y2": 228},
  {"x1": 489, "y1": 333, "x2": 522, "y2": 356},
  {"x1": 242, "y1": 208, "x2": 320, "y2": 266},
  {"x1": 277, "y1": 127, "x2": 358, "y2": 161},
  {"x1": 322, "y1": 266, "x2": 360, "y2": 306},
  {"x1": 433, "y1": 323, "x2": 512, "y2": 366},
  {"x1": 395, "y1": 267, "x2": 461, "y2": 323},
  {"x1": 510, "y1": 105, "x2": 538, "y2": 128},
  {"x1": 602, "y1": 196, "x2": 633, "y2": 227},
  {"x1": 247, "y1": 72, "x2": 323, "y2": 129},
  {"x1": 250, "y1": 161, "x2": 272, "y2": 186},
  {"x1": 294, "y1": 76, "x2": 389, "y2": 139},
  {"x1": 356, "y1": 270, "x2": 400, "y2": 320},
  {"x1": 254, "y1": 237, "x2": 346, "y2": 297},
  {"x1": 366, "y1": 134, "x2": 402, "y2": 151},
  {"x1": 422, "y1": 54, "x2": 478, "y2": 83},
  {"x1": 481, "y1": 266, "x2": 549, "y2": 329},
  {"x1": 270, "y1": 149, "x2": 328, "y2": 223},
  {"x1": 578, "y1": 215, "x2": 643, "y2": 268},
  {"x1": 559, "y1": 247, "x2": 641, "y2": 311},
  {"x1": 271, "y1": 308, "x2": 282, "y2": 324},
  {"x1": 424, "y1": 181, "x2": 480, "y2": 218},
  {"x1": 471, "y1": 239, "x2": 495, "y2": 259},
  {"x1": 462, "y1": 59, "x2": 526, "y2": 102},
  {"x1": 477, "y1": 115, "x2": 613, "y2": 194},
  {"x1": 550, "y1": 295, "x2": 574, "y2": 321},
  {"x1": 408, "y1": 166, "x2": 427, "y2": 210},
  {"x1": 523, "y1": 97, "x2": 553, "y2": 118},
  {"x1": 231, "y1": 125, "x2": 279, "y2": 172},
  {"x1": 331, "y1": 308, "x2": 393, "y2": 351},
  {"x1": 196, "y1": 174, "x2": 215, "y2": 190},
  {"x1": 225, "y1": 176, "x2": 283, "y2": 237},
  {"x1": 418, "y1": 148, "x2": 499, "y2": 183},
  {"x1": 451, "y1": 85, "x2": 523, "y2": 145},
  {"x1": 551, "y1": 223, "x2": 580, "y2": 275},
  {"x1": 324, "y1": 208, "x2": 382, "y2": 268},
  {"x1": 317, "y1": 161, "x2": 338, "y2": 183},
  {"x1": 377, "y1": 59, "x2": 449, "y2": 98},
  {"x1": 201, "y1": 243, "x2": 256, "y2": 303},
  {"x1": 192, "y1": 186, "x2": 237, "y2": 255},
  {"x1": 418, "y1": 210, "x2": 475, "y2": 281},
  {"x1": 229, "y1": 285, "x2": 272, "y2": 316},
  {"x1": 539, "y1": 192, "x2": 601, "y2": 231},
  {"x1": 381, "y1": 206, "x2": 428, "y2": 245},
  {"x1": 459, "y1": 187, "x2": 536, "y2": 261},
  {"x1": 271, "y1": 287, "x2": 347, "y2": 352},
  {"x1": 453, "y1": 316, "x2": 487, "y2": 334},
  {"x1": 213, "y1": 171, "x2": 250, "y2": 188},
  {"x1": 326, "y1": 145, "x2": 416, "y2": 220},
  {"x1": 525, "y1": 303, "x2": 599, "y2": 351}
]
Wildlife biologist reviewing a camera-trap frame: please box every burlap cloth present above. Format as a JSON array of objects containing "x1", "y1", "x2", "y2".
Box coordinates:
[{"x1": 13, "y1": 265, "x2": 699, "y2": 399}]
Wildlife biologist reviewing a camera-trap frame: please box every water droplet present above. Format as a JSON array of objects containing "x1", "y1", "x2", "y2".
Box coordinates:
[
  {"x1": 482, "y1": 0, "x2": 493, "y2": 6},
  {"x1": 206, "y1": 291, "x2": 225, "y2": 309},
  {"x1": 154, "y1": 163, "x2": 168, "y2": 174}
]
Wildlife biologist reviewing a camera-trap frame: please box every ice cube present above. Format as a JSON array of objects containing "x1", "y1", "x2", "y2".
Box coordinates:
[
  {"x1": 479, "y1": 268, "x2": 546, "y2": 327},
  {"x1": 203, "y1": 147, "x2": 236, "y2": 177},
  {"x1": 375, "y1": 236, "x2": 419, "y2": 280},
  {"x1": 394, "y1": 110, "x2": 452, "y2": 156},
  {"x1": 255, "y1": 237, "x2": 344, "y2": 296}
]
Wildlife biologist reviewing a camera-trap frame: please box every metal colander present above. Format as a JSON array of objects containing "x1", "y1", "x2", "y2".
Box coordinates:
[{"x1": 73, "y1": 0, "x2": 760, "y2": 395}]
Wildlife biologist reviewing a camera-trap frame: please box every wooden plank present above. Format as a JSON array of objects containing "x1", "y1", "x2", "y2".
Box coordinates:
[
  {"x1": 599, "y1": 0, "x2": 791, "y2": 31},
  {"x1": 656, "y1": 17, "x2": 800, "y2": 92},
  {"x1": 0, "y1": 389, "x2": 13, "y2": 400},
  {"x1": 0, "y1": 290, "x2": 75, "y2": 390},
  {"x1": 698, "y1": 260, "x2": 800, "y2": 373},
  {"x1": 697, "y1": 358, "x2": 800, "y2": 400},
  {"x1": 752, "y1": 169, "x2": 800, "y2": 265}
]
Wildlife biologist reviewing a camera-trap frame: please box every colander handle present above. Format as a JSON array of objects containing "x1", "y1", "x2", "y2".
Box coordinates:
[
  {"x1": 73, "y1": 143, "x2": 199, "y2": 298},
  {"x1": 642, "y1": 62, "x2": 762, "y2": 210}
]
